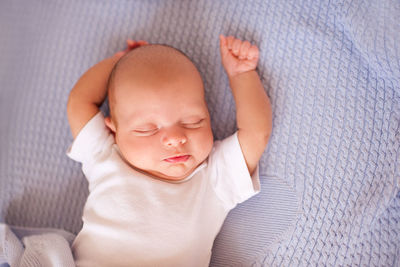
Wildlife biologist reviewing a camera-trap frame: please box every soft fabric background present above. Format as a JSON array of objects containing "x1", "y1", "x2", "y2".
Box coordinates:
[{"x1": 0, "y1": 0, "x2": 399, "y2": 266}]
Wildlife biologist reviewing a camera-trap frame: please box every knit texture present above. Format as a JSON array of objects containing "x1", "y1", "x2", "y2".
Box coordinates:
[
  {"x1": 0, "y1": 0, "x2": 399, "y2": 266},
  {"x1": 0, "y1": 224, "x2": 75, "y2": 267}
]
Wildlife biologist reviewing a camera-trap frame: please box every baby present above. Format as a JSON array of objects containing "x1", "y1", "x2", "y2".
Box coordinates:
[{"x1": 67, "y1": 35, "x2": 271, "y2": 266}]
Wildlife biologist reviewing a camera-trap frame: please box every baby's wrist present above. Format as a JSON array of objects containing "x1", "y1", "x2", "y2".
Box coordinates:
[{"x1": 228, "y1": 69, "x2": 256, "y2": 81}]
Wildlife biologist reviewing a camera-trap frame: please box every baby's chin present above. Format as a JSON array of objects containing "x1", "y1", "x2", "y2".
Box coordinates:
[
  {"x1": 148, "y1": 162, "x2": 200, "y2": 181},
  {"x1": 155, "y1": 167, "x2": 195, "y2": 181},
  {"x1": 126, "y1": 159, "x2": 196, "y2": 182}
]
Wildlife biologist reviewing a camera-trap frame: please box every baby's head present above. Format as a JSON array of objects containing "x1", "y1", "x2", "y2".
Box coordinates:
[{"x1": 105, "y1": 44, "x2": 214, "y2": 181}]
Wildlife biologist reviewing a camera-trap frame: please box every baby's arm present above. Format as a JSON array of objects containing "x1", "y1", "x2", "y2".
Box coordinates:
[
  {"x1": 67, "y1": 40, "x2": 147, "y2": 139},
  {"x1": 219, "y1": 35, "x2": 272, "y2": 175}
]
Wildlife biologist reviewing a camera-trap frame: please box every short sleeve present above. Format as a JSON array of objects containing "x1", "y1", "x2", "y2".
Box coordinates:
[
  {"x1": 208, "y1": 132, "x2": 261, "y2": 210},
  {"x1": 66, "y1": 112, "x2": 114, "y2": 164}
]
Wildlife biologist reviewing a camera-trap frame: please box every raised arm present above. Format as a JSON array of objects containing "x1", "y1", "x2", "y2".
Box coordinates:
[
  {"x1": 67, "y1": 40, "x2": 147, "y2": 139},
  {"x1": 219, "y1": 35, "x2": 272, "y2": 175}
]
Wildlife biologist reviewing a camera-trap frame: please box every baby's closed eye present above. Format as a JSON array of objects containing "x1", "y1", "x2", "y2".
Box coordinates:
[
  {"x1": 181, "y1": 119, "x2": 205, "y2": 129},
  {"x1": 131, "y1": 119, "x2": 205, "y2": 136},
  {"x1": 132, "y1": 127, "x2": 159, "y2": 136}
]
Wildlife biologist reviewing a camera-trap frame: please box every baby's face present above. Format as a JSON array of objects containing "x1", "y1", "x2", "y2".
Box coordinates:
[{"x1": 106, "y1": 54, "x2": 213, "y2": 181}]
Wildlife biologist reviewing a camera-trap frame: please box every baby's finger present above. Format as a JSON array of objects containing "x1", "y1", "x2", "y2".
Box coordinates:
[
  {"x1": 232, "y1": 38, "x2": 242, "y2": 56},
  {"x1": 239, "y1": 41, "x2": 251, "y2": 60},
  {"x1": 219, "y1": 35, "x2": 227, "y2": 48},
  {"x1": 226, "y1": 36, "x2": 235, "y2": 50},
  {"x1": 126, "y1": 39, "x2": 147, "y2": 49},
  {"x1": 137, "y1": 40, "x2": 148, "y2": 46},
  {"x1": 219, "y1": 35, "x2": 230, "y2": 58},
  {"x1": 127, "y1": 39, "x2": 134, "y2": 45},
  {"x1": 247, "y1": 45, "x2": 259, "y2": 60}
]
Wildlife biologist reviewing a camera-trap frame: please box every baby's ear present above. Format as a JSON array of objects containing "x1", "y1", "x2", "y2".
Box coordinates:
[{"x1": 104, "y1": 117, "x2": 117, "y2": 133}]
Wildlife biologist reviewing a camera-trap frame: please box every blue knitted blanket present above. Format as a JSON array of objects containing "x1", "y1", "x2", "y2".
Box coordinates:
[{"x1": 0, "y1": 0, "x2": 399, "y2": 266}]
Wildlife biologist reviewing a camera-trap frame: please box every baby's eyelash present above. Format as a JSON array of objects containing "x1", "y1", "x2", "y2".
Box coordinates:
[
  {"x1": 132, "y1": 128, "x2": 158, "y2": 136},
  {"x1": 181, "y1": 119, "x2": 204, "y2": 128}
]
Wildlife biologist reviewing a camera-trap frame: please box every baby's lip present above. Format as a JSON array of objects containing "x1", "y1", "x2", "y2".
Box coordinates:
[{"x1": 163, "y1": 154, "x2": 191, "y2": 163}]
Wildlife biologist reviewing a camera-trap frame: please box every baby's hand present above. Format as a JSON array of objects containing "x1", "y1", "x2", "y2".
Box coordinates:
[
  {"x1": 219, "y1": 35, "x2": 259, "y2": 78},
  {"x1": 114, "y1": 39, "x2": 148, "y2": 58}
]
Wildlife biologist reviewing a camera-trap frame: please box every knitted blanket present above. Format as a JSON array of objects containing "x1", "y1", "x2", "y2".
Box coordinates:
[{"x1": 0, "y1": 0, "x2": 398, "y2": 266}]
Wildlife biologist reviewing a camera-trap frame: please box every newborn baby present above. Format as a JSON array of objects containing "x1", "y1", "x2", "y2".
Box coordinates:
[{"x1": 67, "y1": 35, "x2": 271, "y2": 266}]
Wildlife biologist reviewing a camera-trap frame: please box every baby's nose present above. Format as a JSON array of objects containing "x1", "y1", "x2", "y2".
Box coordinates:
[{"x1": 162, "y1": 129, "x2": 187, "y2": 147}]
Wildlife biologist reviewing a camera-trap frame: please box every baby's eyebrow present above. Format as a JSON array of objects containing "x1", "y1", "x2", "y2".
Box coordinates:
[
  {"x1": 126, "y1": 108, "x2": 208, "y2": 126},
  {"x1": 133, "y1": 123, "x2": 158, "y2": 128},
  {"x1": 129, "y1": 120, "x2": 158, "y2": 128},
  {"x1": 125, "y1": 116, "x2": 153, "y2": 128},
  {"x1": 181, "y1": 115, "x2": 204, "y2": 121},
  {"x1": 126, "y1": 113, "x2": 155, "y2": 125}
]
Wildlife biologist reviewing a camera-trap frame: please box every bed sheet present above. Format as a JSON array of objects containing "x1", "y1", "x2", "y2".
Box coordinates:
[{"x1": 0, "y1": 0, "x2": 399, "y2": 266}]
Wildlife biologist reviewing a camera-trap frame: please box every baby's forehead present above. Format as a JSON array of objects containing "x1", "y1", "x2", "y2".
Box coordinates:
[
  {"x1": 118, "y1": 44, "x2": 194, "y2": 71},
  {"x1": 109, "y1": 44, "x2": 205, "y2": 119},
  {"x1": 114, "y1": 45, "x2": 202, "y2": 89}
]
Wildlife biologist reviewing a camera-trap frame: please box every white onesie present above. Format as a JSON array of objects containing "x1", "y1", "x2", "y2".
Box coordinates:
[{"x1": 67, "y1": 112, "x2": 260, "y2": 267}]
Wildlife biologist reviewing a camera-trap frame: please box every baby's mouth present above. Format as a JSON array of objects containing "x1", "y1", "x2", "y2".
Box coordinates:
[{"x1": 164, "y1": 155, "x2": 191, "y2": 163}]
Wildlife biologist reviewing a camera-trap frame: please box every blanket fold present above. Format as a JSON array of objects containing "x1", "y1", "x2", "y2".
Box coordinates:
[{"x1": 0, "y1": 225, "x2": 75, "y2": 267}]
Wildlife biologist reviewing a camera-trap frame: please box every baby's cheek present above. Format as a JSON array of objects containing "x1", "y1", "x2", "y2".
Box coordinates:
[
  {"x1": 118, "y1": 136, "x2": 155, "y2": 164},
  {"x1": 130, "y1": 138, "x2": 155, "y2": 156},
  {"x1": 193, "y1": 128, "x2": 214, "y2": 159}
]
